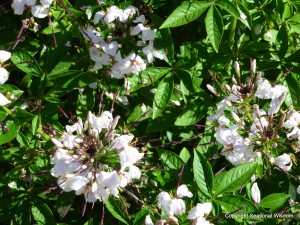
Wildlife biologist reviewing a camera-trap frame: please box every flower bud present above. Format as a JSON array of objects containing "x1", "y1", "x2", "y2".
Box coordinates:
[
  {"x1": 234, "y1": 61, "x2": 240, "y2": 76},
  {"x1": 251, "y1": 59, "x2": 256, "y2": 77},
  {"x1": 206, "y1": 84, "x2": 219, "y2": 96},
  {"x1": 224, "y1": 84, "x2": 231, "y2": 92},
  {"x1": 231, "y1": 111, "x2": 241, "y2": 123},
  {"x1": 251, "y1": 182, "x2": 261, "y2": 204},
  {"x1": 232, "y1": 76, "x2": 238, "y2": 85}
]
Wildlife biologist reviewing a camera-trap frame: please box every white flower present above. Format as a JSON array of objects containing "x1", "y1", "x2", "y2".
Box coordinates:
[
  {"x1": 274, "y1": 153, "x2": 292, "y2": 171},
  {"x1": 142, "y1": 41, "x2": 165, "y2": 63},
  {"x1": 251, "y1": 182, "x2": 261, "y2": 204},
  {"x1": 240, "y1": 12, "x2": 247, "y2": 20},
  {"x1": 31, "y1": 5, "x2": 49, "y2": 18},
  {"x1": 94, "y1": 11, "x2": 105, "y2": 24},
  {"x1": 0, "y1": 50, "x2": 11, "y2": 63},
  {"x1": 158, "y1": 192, "x2": 186, "y2": 216},
  {"x1": 12, "y1": 0, "x2": 36, "y2": 15},
  {"x1": 284, "y1": 111, "x2": 300, "y2": 140},
  {"x1": 265, "y1": 32, "x2": 272, "y2": 39},
  {"x1": 86, "y1": 111, "x2": 113, "y2": 133},
  {"x1": 145, "y1": 215, "x2": 154, "y2": 225},
  {"x1": 111, "y1": 53, "x2": 146, "y2": 78},
  {"x1": 119, "y1": 146, "x2": 144, "y2": 170},
  {"x1": 177, "y1": 184, "x2": 193, "y2": 198},
  {"x1": 51, "y1": 111, "x2": 143, "y2": 203},
  {"x1": 0, "y1": 68, "x2": 9, "y2": 84},
  {"x1": 255, "y1": 79, "x2": 272, "y2": 99},
  {"x1": 297, "y1": 185, "x2": 300, "y2": 195},
  {"x1": 0, "y1": 93, "x2": 11, "y2": 106},
  {"x1": 187, "y1": 202, "x2": 212, "y2": 219},
  {"x1": 289, "y1": 184, "x2": 297, "y2": 202}
]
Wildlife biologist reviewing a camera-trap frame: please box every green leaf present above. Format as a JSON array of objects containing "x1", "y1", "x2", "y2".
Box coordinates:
[
  {"x1": 260, "y1": 193, "x2": 290, "y2": 209},
  {"x1": 47, "y1": 71, "x2": 98, "y2": 89},
  {"x1": 127, "y1": 104, "x2": 151, "y2": 123},
  {"x1": 205, "y1": 5, "x2": 224, "y2": 52},
  {"x1": 32, "y1": 115, "x2": 41, "y2": 135},
  {"x1": 175, "y1": 104, "x2": 207, "y2": 126},
  {"x1": 216, "y1": 0, "x2": 240, "y2": 18},
  {"x1": 276, "y1": 25, "x2": 288, "y2": 59},
  {"x1": 0, "y1": 121, "x2": 18, "y2": 145},
  {"x1": 31, "y1": 198, "x2": 56, "y2": 225},
  {"x1": 56, "y1": 192, "x2": 75, "y2": 219},
  {"x1": 146, "y1": 111, "x2": 177, "y2": 133},
  {"x1": 193, "y1": 150, "x2": 214, "y2": 197},
  {"x1": 215, "y1": 195, "x2": 258, "y2": 214},
  {"x1": 76, "y1": 88, "x2": 95, "y2": 117},
  {"x1": 213, "y1": 162, "x2": 257, "y2": 196},
  {"x1": 105, "y1": 198, "x2": 131, "y2": 225},
  {"x1": 133, "y1": 208, "x2": 150, "y2": 225},
  {"x1": 160, "y1": 1, "x2": 211, "y2": 28},
  {"x1": 179, "y1": 147, "x2": 191, "y2": 163},
  {"x1": 10, "y1": 50, "x2": 42, "y2": 76},
  {"x1": 41, "y1": 28, "x2": 72, "y2": 74},
  {"x1": 128, "y1": 67, "x2": 171, "y2": 92},
  {"x1": 153, "y1": 72, "x2": 174, "y2": 119},
  {"x1": 157, "y1": 149, "x2": 184, "y2": 171}
]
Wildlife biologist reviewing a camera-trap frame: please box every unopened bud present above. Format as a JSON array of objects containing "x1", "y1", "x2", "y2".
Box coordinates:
[
  {"x1": 232, "y1": 76, "x2": 238, "y2": 85},
  {"x1": 255, "y1": 72, "x2": 262, "y2": 86},
  {"x1": 82, "y1": 165, "x2": 87, "y2": 169},
  {"x1": 225, "y1": 99, "x2": 232, "y2": 107},
  {"x1": 206, "y1": 84, "x2": 219, "y2": 96},
  {"x1": 234, "y1": 61, "x2": 240, "y2": 76},
  {"x1": 256, "y1": 152, "x2": 262, "y2": 158},
  {"x1": 155, "y1": 220, "x2": 167, "y2": 225},
  {"x1": 231, "y1": 111, "x2": 241, "y2": 123},
  {"x1": 251, "y1": 59, "x2": 256, "y2": 76},
  {"x1": 169, "y1": 216, "x2": 179, "y2": 225},
  {"x1": 251, "y1": 182, "x2": 261, "y2": 204},
  {"x1": 224, "y1": 84, "x2": 231, "y2": 92},
  {"x1": 272, "y1": 143, "x2": 278, "y2": 148},
  {"x1": 269, "y1": 155, "x2": 275, "y2": 164}
]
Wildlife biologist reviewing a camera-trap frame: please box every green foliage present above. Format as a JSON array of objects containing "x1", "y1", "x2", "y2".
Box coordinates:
[{"x1": 1, "y1": 0, "x2": 300, "y2": 224}]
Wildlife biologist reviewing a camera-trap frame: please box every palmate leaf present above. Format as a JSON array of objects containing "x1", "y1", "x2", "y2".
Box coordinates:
[
  {"x1": 160, "y1": 1, "x2": 211, "y2": 28},
  {"x1": 205, "y1": 5, "x2": 224, "y2": 52}
]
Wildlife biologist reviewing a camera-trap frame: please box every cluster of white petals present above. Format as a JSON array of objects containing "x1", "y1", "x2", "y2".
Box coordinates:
[
  {"x1": 255, "y1": 78, "x2": 287, "y2": 114},
  {"x1": 145, "y1": 185, "x2": 193, "y2": 224},
  {"x1": 12, "y1": 0, "x2": 53, "y2": 18},
  {"x1": 187, "y1": 202, "x2": 213, "y2": 225},
  {"x1": 0, "y1": 50, "x2": 12, "y2": 106},
  {"x1": 50, "y1": 111, "x2": 144, "y2": 202},
  {"x1": 82, "y1": 5, "x2": 165, "y2": 79},
  {"x1": 207, "y1": 60, "x2": 296, "y2": 170}
]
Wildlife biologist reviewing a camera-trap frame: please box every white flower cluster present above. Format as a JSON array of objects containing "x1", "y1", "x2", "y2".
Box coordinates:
[
  {"x1": 50, "y1": 111, "x2": 144, "y2": 203},
  {"x1": 82, "y1": 5, "x2": 165, "y2": 79},
  {"x1": 207, "y1": 60, "x2": 295, "y2": 169},
  {"x1": 145, "y1": 186, "x2": 213, "y2": 225},
  {"x1": 12, "y1": 0, "x2": 53, "y2": 18},
  {"x1": 0, "y1": 50, "x2": 12, "y2": 106}
]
